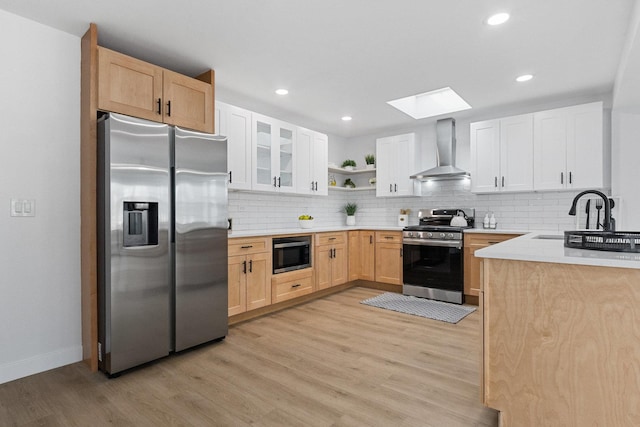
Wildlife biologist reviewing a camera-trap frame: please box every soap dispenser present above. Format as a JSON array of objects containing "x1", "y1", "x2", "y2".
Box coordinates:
[
  {"x1": 483, "y1": 212, "x2": 490, "y2": 229},
  {"x1": 489, "y1": 213, "x2": 497, "y2": 229}
]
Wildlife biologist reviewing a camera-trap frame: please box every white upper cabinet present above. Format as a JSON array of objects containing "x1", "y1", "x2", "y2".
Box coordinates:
[
  {"x1": 376, "y1": 133, "x2": 420, "y2": 197},
  {"x1": 470, "y1": 114, "x2": 533, "y2": 193},
  {"x1": 296, "y1": 128, "x2": 328, "y2": 196},
  {"x1": 216, "y1": 102, "x2": 252, "y2": 190},
  {"x1": 251, "y1": 113, "x2": 296, "y2": 193},
  {"x1": 534, "y1": 102, "x2": 604, "y2": 191}
]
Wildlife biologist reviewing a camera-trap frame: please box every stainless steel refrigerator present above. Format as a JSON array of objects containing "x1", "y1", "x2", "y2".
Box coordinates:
[{"x1": 97, "y1": 113, "x2": 228, "y2": 376}]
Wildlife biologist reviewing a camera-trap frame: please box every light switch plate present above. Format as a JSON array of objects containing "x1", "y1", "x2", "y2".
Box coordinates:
[{"x1": 10, "y1": 199, "x2": 36, "y2": 217}]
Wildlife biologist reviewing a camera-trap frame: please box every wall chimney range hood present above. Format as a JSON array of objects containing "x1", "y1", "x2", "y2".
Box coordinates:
[{"x1": 411, "y1": 118, "x2": 470, "y2": 181}]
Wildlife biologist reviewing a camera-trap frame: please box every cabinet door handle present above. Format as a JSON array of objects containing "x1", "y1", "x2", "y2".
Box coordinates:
[
  {"x1": 561, "y1": 172, "x2": 564, "y2": 184},
  {"x1": 390, "y1": 184, "x2": 393, "y2": 193},
  {"x1": 291, "y1": 283, "x2": 301, "y2": 288},
  {"x1": 242, "y1": 260, "x2": 247, "y2": 274},
  {"x1": 166, "y1": 100, "x2": 172, "y2": 117},
  {"x1": 400, "y1": 248, "x2": 403, "y2": 258},
  {"x1": 329, "y1": 237, "x2": 336, "y2": 241},
  {"x1": 273, "y1": 176, "x2": 277, "y2": 187},
  {"x1": 229, "y1": 171, "x2": 232, "y2": 183},
  {"x1": 329, "y1": 250, "x2": 333, "y2": 259},
  {"x1": 249, "y1": 260, "x2": 253, "y2": 273},
  {"x1": 332, "y1": 248, "x2": 336, "y2": 258},
  {"x1": 278, "y1": 177, "x2": 281, "y2": 187},
  {"x1": 501, "y1": 176, "x2": 505, "y2": 187},
  {"x1": 488, "y1": 241, "x2": 500, "y2": 245},
  {"x1": 311, "y1": 181, "x2": 315, "y2": 191},
  {"x1": 315, "y1": 181, "x2": 318, "y2": 191},
  {"x1": 569, "y1": 171, "x2": 573, "y2": 184},
  {"x1": 241, "y1": 245, "x2": 253, "y2": 249},
  {"x1": 370, "y1": 235, "x2": 373, "y2": 244},
  {"x1": 494, "y1": 176, "x2": 498, "y2": 188},
  {"x1": 385, "y1": 236, "x2": 393, "y2": 239},
  {"x1": 157, "y1": 98, "x2": 162, "y2": 115},
  {"x1": 394, "y1": 184, "x2": 398, "y2": 192}
]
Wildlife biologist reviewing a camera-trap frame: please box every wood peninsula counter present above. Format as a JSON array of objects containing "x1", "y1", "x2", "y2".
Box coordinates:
[{"x1": 475, "y1": 233, "x2": 640, "y2": 427}]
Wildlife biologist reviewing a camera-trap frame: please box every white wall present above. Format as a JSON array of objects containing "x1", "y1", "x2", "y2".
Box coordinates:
[
  {"x1": 0, "y1": 10, "x2": 81, "y2": 384},
  {"x1": 612, "y1": 0, "x2": 640, "y2": 230}
]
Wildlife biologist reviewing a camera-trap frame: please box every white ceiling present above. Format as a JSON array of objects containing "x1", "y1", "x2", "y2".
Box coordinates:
[{"x1": 0, "y1": 0, "x2": 635, "y2": 137}]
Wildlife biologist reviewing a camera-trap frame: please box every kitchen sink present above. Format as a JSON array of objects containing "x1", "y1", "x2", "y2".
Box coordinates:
[{"x1": 533, "y1": 234, "x2": 564, "y2": 240}]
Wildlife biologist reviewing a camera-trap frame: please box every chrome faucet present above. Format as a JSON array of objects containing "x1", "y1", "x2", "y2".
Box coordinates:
[{"x1": 568, "y1": 190, "x2": 615, "y2": 231}]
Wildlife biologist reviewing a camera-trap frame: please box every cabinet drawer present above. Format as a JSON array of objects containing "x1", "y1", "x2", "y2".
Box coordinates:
[
  {"x1": 375, "y1": 231, "x2": 402, "y2": 243},
  {"x1": 229, "y1": 237, "x2": 270, "y2": 256},
  {"x1": 316, "y1": 232, "x2": 346, "y2": 246},
  {"x1": 272, "y1": 270, "x2": 313, "y2": 303},
  {"x1": 464, "y1": 233, "x2": 521, "y2": 247}
]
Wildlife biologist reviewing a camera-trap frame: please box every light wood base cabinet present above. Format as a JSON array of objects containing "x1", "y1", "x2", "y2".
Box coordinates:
[
  {"x1": 463, "y1": 233, "x2": 520, "y2": 301},
  {"x1": 348, "y1": 230, "x2": 375, "y2": 281},
  {"x1": 315, "y1": 232, "x2": 348, "y2": 290},
  {"x1": 374, "y1": 231, "x2": 402, "y2": 285},
  {"x1": 272, "y1": 268, "x2": 314, "y2": 303},
  {"x1": 228, "y1": 237, "x2": 271, "y2": 316},
  {"x1": 482, "y1": 258, "x2": 640, "y2": 426}
]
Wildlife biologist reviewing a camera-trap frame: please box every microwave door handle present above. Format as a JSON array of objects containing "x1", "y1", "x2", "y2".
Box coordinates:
[{"x1": 274, "y1": 241, "x2": 309, "y2": 249}]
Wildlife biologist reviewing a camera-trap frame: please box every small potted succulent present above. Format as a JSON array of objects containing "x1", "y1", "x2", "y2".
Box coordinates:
[
  {"x1": 343, "y1": 178, "x2": 356, "y2": 188},
  {"x1": 341, "y1": 159, "x2": 356, "y2": 171},
  {"x1": 343, "y1": 202, "x2": 358, "y2": 226},
  {"x1": 365, "y1": 154, "x2": 375, "y2": 169}
]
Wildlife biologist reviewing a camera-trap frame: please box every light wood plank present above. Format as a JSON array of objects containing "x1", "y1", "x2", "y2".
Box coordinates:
[{"x1": 0, "y1": 287, "x2": 496, "y2": 426}]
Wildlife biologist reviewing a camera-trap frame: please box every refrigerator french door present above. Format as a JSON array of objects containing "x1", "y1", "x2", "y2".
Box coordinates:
[{"x1": 98, "y1": 113, "x2": 228, "y2": 376}]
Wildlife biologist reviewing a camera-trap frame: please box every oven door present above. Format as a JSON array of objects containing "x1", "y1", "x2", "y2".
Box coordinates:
[{"x1": 402, "y1": 239, "x2": 463, "y2": 293}]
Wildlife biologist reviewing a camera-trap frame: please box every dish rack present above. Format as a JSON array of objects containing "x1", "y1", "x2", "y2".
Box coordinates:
[{"x1": 564, "y1": 231, "x2": 640, "y2": 253}]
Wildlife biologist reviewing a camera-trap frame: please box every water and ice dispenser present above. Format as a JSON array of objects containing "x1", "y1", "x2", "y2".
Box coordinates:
[{"x1": 123, "y1": 202, "x2": 158, "y2": 247}]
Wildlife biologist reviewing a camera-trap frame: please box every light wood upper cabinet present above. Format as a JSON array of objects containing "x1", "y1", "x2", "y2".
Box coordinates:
[
  {"x1": 98, "y1": 47, "x2": 163, "y2": 122},
  {"x1": 533, "y1": 101, "x2": 604, "y2": 191},
  {"x1": 470, "y1": 114, "x2": 533, "y2": 193},
  {"x1": 163, "y1": 69, "x2": 213, "y2": 133},
  {"x1": 97, "y1": 47, "x2": 214, "y2": 133}
]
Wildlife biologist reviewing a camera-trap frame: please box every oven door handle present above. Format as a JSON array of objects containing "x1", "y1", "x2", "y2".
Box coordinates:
[
  {"x1": 274, "y1": 241, "x2": 308, "y2": 249},
  {"x1": 403, "y1": 238, "x2": 462, "y2": 249}
]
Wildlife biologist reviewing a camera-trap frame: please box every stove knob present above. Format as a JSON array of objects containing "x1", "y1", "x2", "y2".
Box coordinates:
[
  {"x1": 439, "y1": 233, "x2": 445, "y2": 238},
  {"x1": 408, "y1": 232, "x2": 414, "y2": 238},
  {"x1": 447, "y1": 233, "x2": 454, "y2": 239},
  {"x1": 427, "y1": 232, "x2": 433, "y2": 238}
]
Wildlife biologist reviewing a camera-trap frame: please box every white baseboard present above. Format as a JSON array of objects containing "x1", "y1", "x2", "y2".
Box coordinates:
[{"x1": 0, "y1": 345, "x2": 83, "y2": 385}]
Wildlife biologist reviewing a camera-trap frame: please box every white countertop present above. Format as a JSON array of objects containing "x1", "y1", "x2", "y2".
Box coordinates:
[
  {"x1": 475, "y1": 232, "x2": 640, "y2": 269},
  {"x1": 229, "y1": 225, "x2": 404, "y2": 238}
]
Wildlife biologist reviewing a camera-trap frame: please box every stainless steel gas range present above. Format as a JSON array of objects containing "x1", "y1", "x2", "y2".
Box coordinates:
[{"x1": 402, "y1": 208, "x2": 475, "y2": 304}]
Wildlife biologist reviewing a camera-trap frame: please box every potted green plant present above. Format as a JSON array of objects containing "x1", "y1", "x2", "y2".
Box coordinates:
[
  {"x1": 343, "y1": 202, "x2": 358, "y2": 226},
  {"x1": 341, "y1": 159, "x2": 356, "y2": 171},
  {"x1": 365, "y1": 154, "x2": 375, "y2": 169},
  {"x1": 343, "y1": 178, "x2": 356, "y2": 188}
]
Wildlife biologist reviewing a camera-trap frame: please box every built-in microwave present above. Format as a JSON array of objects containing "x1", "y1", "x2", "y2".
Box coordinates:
[{"x1": 273, "y1": 236, "x2": 311, "y2": 274}]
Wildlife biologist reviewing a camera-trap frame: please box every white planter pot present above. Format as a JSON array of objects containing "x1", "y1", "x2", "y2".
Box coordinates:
[
  {"x1": 366, "y1": 164, "x2": 375, "y2": 170},
  {"x1": 344, "y1": 165, "x2": 354, "y2": 171},
  {"x1": 397, "y1": 214, "x2": 408, "y2": 227},
  {"x1": 346, "y1": 215, "x2": 356, "y2": 226}
]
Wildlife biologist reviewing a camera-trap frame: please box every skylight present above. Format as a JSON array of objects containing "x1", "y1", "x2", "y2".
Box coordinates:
[{"x1": 386, "y1": 87, "x2": 472, "y2": 119}]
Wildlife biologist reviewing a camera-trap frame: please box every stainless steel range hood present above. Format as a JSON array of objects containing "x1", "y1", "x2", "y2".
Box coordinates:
[{"x1": 411, "y1": 118, "x2": 470, "y2": 180}]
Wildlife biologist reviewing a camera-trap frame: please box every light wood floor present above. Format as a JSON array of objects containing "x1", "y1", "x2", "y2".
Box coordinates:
[{"x1": 0, "y1": 287, "x2": 498, "y2": 426}]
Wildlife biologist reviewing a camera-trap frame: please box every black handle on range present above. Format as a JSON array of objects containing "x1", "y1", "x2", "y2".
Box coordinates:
[
  {"x1": 249, "y1": 260, "x2": 253, "y2": 273},
  {"x1": 166, "y1": 100, "x2": 171, "y2": 117},
  {"x1": 242, "y1": 260, "x2": 247, "y2": 274},
  {"x1": 157, "y1": 98, "x2": 162, "y2": 115}
]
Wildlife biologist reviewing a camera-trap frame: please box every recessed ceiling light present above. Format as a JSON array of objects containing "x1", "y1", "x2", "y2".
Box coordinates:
[
  {"x1": 341, "y1": 116, "x2": 352, "y2": 121},
  {"x1": 486, "y1": 12, "x2": 510, "y2": 26},
  {"x1": 275, "y1": 89, "x2": 289, "y2": 95},
  {"x1": 386, "y1": 87, "x2": 472, "y2": 120},
  {"x1": 516, "y1": 74, "x2": 533, "y2": 82}
]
